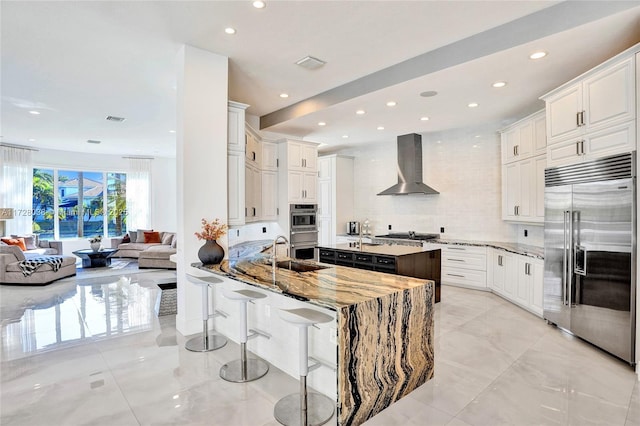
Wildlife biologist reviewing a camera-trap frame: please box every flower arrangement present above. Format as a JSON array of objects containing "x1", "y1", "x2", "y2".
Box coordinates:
[
  {"x1": 194, "y1": 218, "x2": 227, "y2": 241},
  {"x1": 88, "y1": 235, "x2": 102, "y2": 244}
]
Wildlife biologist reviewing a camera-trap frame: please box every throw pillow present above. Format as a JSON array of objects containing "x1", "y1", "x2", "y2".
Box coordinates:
[
  {"x1": 23, "y1": 235, "x2": 37, "y2": 250},
  {"x1": 122, "y1": 234, "x2": 131, "y2": 243},
  {"x1": 137, "y1": 229, "x2": 152, "y2": 243},
  {"x1": 129, "y1": 231, "x2": 137, "y2": 243},
  {"x1": 1, "y1": 237, "x2": 26, "y2": 251},
  {"x1": 0, "y1": 244, "x2": 26, "y2": 261},
  {"x1": 161, "y1": 232, "x2": 175, "y2": 245},
  {"x1": 171, "y1": 237, "x2": 177, "y2": 249},
  {"x1": 144, "y1": 231, "x2": 161, "y2": 244},
  {"x1": 0, "y1": 240, "x2": 7, "y2": 246}
]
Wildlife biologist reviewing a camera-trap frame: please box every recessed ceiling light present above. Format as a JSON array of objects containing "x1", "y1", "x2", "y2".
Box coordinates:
[
  {"x1": 420, "y1": 91, "x2": 438, "y2": 98},
  {"x1": 468, "y1": 102, "x2": 479, "y2": 108},
  {"x1": 29, "y1": 110, "x2": 40, "y2": 115},
  {"x1": 252, "y1": 1, "x2": 266, "y2": 8},
  {"x1": 386, "y1": 101, "x2": 397, "y2": 107},
  {"x1": 529, "y1": 51, "x2": 547, "y2": 60},
  {"x1": 356, "y1": 110, "x2": 365, "y2": 115},
  {"x1": 169, "y1": 130, "x2": 176, "y2": 133},
  {"x1": 279, "y1": 93, "x2": 289, "y2": 98},
  {"x1": 318, "y1": 122, "x2": 326, "y2": 126},
  {"x1": 342, "y1": 135, "x2": 349, "y2": 138},
  {"x1": 472, "y1": 145, "x2": 478, "y2": 148},
  {"x1": 492, "y1": 81, "x2": 507, "y2": 88},
  {"x1": 377, "y1": 126, "x2": 384, "y2": 130},
  {"x1": 420, "y1": 116, "x2": 430, "y2": 121},
  {"x1": 87, "y1": 139, "x2": 101, "y2": 144},
  {"x1": 225, "y1": 27, "x2": 236, "y2": 35},
  {"x1": 436, "y1": 140, "x2": 442, "y2": 144},
  {"x1": 28, "y1": 138, "x2": 36, "y2": 142}
]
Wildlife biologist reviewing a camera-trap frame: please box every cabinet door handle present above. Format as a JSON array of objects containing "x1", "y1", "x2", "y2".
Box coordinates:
[
  {"x1": 576, "y1": 112, "x2": 581, "y2": 128},
  {"x1": 515, "y1": 145, "x2": 518, "y2": 156},
  {"x1": 580, "y1": 110, "x2": 586, "y2": 127},
  {"x1": 252, "y1": 151, "x2": 256, "y2": 161},
  {"x1": 447, "y1": 273, "x2": 465, "y2": 278},
  {"x1": 447, "y1": 258, "x2": 465, "y2": 262},
  {"x1": 576, "y1": 141, "x2": 581, "y2": 155},
  {"x1": 498, "y1": 255, "x2": 503, "y2": 266},
  {"x1": 253, "y1": 207, "x2": 256, "y2": 217},
  {"x1": 580, "y1": 140, "x2": 585, "y2": 155},
  {"x1": 513, "y1": 146, "x2": 517, "y2": 156}
]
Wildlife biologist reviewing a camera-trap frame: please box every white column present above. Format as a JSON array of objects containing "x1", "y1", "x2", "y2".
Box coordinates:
[{"x1": 175, "y1": 45, "x2": 229, "y2": 336}]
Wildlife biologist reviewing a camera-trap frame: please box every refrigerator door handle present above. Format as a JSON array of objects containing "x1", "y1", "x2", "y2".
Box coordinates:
[
  {"x1": 563, "y1": 210, "x2": 569, "y2": 306},
  {"x1": 575, "y1": 245, "x2": 587, "y2": 276}
]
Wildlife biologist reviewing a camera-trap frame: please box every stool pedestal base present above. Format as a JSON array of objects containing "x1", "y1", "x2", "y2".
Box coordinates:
[
  {"x1": 274, "y1": 391, "x2": 334, "y2": 426},
  {"x1": 220, "y1": 343, "x2": 269, "y2": 382},
  {"x1": 185, "y1": 334, "x2": 227, "y2": 352}
]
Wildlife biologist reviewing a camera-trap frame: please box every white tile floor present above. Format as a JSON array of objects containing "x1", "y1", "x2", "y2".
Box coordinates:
[{"x1": 1, "y1": 273, "x2": 638, "y2": 425}]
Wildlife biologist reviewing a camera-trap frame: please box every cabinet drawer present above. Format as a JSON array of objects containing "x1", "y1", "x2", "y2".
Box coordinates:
[
  {"x1": 354, "y1": 253, "x2": 373, "y2": 263},
  {"x1": 442, "y1": 267, "x2": 486, "y2": 289},
  {"x1": 442, "y1": 246, "x2": 487, "y2": 270},
  {"x1": 375, "y1": 256, "x2": 396, "y2": 268},
  {"x1": 318, "y1": 249, "x2": 335, "y2": 264},
  {"x1": 335, "y1": 251, "x2": 353, "y2": 262}
]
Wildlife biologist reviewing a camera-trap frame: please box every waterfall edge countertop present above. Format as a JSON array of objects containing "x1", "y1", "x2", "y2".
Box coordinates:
[
  {"x1": 197, "y1": 242, "x2": 434, "y2": 311},
  {"x1": 195, "y1": 240, "x2": 435, "y2": 426}
]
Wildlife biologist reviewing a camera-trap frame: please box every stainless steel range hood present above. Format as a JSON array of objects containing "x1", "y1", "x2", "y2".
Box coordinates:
[{"x1": 377, "y1": 133, "x2": 439, "y2": 195}]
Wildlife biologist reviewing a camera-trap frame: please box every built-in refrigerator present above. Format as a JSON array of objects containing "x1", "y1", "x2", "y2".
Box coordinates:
[{"x1": 544, "y1": 152, "x2": 636, "y2": 365}]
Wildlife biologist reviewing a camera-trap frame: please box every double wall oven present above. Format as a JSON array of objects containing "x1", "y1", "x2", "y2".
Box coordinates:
[{"x1": 290, "y1": 204, "x2": 318, "y2": 260}]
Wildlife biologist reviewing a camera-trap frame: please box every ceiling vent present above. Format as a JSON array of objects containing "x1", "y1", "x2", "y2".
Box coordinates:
[
  {"x1": 105, "y1": 115, "x2": 126, "y2": 122},
  {"x1": 87, "y1": 139, "x2": 101, "y2": 144},
  {"x1": 295, "y1": 56, "x2": 326, "y2": 70}
]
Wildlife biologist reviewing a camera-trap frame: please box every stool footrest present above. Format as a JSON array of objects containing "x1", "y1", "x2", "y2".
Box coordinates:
[
  {"x1": 308, "y1": 356, "x2": 337, "y2": 373},
  {"x1": 248, "y1": 328, "x2": 271, "y2": 340},
  {"x1": 211, "y1": 309, "x2": 228, "y2": 319}
]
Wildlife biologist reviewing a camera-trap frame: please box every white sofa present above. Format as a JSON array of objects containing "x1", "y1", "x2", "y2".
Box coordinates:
[
  {"x1": 111, "y1": 230, "x2": 176, "y2": 269},
  {"x1": 0, "y1": 244, "x2": 76, "y2": 285},
  {"x1": 1, "y1": 234, "x2": 62, "y2": 256}
]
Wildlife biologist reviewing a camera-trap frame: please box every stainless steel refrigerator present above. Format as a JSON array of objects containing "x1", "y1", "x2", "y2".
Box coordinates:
[{"x1": 544, "y1": 152, "x2": 636, "y2": 365}]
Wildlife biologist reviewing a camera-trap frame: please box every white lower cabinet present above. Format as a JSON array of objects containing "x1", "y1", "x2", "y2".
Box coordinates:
[
  {"x1": 441, "y1": 245, "x2": 487, "y2": 290},
  {"x1": 487, "y1": 248, "x2": 543, "y2": 317}
]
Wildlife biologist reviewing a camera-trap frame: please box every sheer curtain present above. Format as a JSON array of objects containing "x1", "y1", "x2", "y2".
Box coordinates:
[
  {"x1": 0, "y1": 145, "x2": 33, "y2": 236},
  {"x1": 126, "y1": 158, "x2": 152, "y2": 231}
]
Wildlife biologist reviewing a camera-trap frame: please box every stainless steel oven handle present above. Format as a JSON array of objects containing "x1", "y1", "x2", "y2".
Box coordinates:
[{"x1": 290, "y1": 230, "x2": 319, "y2": 234}]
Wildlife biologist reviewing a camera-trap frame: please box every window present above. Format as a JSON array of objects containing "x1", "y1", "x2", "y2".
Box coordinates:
[{"x1": 32, "y1": 168, "x2": 128, "y2": 239}]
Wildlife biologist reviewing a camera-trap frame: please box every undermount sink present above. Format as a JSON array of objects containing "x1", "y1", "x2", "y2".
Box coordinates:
[
  {"x1": 274, "y1": 260, "x2": 328, "y2": 273},
  {"x1": 361, "y1": 243, "x2": 382, "y2": 247}
]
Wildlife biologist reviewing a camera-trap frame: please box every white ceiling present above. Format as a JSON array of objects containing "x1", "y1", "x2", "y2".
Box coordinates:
[{"x1": 2, "y1": 1, "x2": 640, "y2": 157}]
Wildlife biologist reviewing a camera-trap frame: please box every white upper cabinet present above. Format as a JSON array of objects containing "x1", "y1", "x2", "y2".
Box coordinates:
[
  {"x1": 262, "y1": 140, "x2": 278, "y2": 171},
  {"x1": 278, "y1": 139, "x2": 319, "y2": 204},
  {"x1": 227, "y1": 101, "x2": 248, "y2": 226},
  {"x1": 287, "y1": 141, "x2": 317, "y2": 171},
  {"x1": 542, "y1": 46, "x2": 637, "y2": 167},
  {"x1": 245, "y1": 125, "x2": 262, "y2": 167},
  {"x1": 501, "y1": 110, "x2": 543, "y2": 164}
]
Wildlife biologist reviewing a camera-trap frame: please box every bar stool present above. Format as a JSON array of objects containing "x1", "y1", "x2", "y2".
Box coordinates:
[
  {"x1": 220, "y1": 288, "x2": 271, "y2": 382},
  {"x1": 185, "y1": 273, "x2": 228, "y2": 352},
  {"x1": 274, "y1": 308, "x2": 335, "y2": 426}
]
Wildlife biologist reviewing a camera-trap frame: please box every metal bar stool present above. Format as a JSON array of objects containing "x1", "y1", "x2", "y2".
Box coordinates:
[
  {"x1": 274, "y1": 308, "x2": 335, "y2": 426},
  {"x1": 184, "y1": 273, "x2": 228, "y2": 352},
  {"x1": 220, "y1": 288, "x2": 271, "y2": 382}
]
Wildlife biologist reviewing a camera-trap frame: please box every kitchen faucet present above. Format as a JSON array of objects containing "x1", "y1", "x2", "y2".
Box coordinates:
[{"x1": 272, "y1": 235, "x2": 290, "y2": 276}]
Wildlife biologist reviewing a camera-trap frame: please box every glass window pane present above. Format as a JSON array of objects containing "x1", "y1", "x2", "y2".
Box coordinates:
[
  {"x1": 58, "y1": 170, "x2": 79, "y2": 239},
  {"x1": 81, "y1": 171, "x2": 104, "y2": 238},
  {"x1": 32, "y1": 168, "x2": 54, "y2": 239},
  {"x1": 107, "y1": 173, "x2": 127, "y2": 237}
]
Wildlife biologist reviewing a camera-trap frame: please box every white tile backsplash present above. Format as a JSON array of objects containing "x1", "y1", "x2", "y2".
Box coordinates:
[
  {"x1": 339, "y1": 122, "x2": 543, "y2": 244},
  {"x1": 228, "y1": 221, "x2": 286, "y2": 246}
]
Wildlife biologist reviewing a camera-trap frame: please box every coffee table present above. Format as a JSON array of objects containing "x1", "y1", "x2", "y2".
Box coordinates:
[{"x1": 73, "y1": 248, "x2": 118, "y2": 268}]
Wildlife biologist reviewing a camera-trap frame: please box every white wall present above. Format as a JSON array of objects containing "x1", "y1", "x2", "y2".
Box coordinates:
[
  {"x1": 337, "y1": 122, "x2": 543, "y2": 245},
  {"x1": 151, "y1": 157, "x2": 177, "y2": 231}
]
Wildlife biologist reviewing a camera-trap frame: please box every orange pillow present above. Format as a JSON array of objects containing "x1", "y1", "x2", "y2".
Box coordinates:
[
  {"x1": 1, "y1": 237, "x2": 27, "y2": 251},
  {"x1": 143, "y1": 231, "x2": 162, "y2": 244}
]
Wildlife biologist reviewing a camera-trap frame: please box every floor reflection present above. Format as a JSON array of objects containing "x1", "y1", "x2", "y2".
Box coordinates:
[{"x1": 0, "y1": 271, "x2": 176, "y2": 360}]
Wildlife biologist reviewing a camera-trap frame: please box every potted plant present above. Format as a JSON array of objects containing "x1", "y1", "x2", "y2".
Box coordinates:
[
  {"x1": 194, "y1": 218, "x2": 228, "y2": 265},
  {"x1": 89, "y1": 235, "x2": 103, "y2": 252}
]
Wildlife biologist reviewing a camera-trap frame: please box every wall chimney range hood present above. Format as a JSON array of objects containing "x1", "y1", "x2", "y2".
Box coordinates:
[{"x1": 378, "y1": 133, "x2": 439, "y2": 196}]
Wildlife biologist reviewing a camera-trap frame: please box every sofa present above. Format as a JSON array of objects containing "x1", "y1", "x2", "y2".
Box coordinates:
[
  {"x1": 1, "y1": 235, "x2": 62, "y2": 256},
  {"x1": 0, "y1": 244, "x2": 76, "y2": 285},
  {"x1": 111, "y1": 230, "x2": 176, "y2": 269}
]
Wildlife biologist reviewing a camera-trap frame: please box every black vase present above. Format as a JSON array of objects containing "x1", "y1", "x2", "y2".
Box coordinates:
[{"x1": 198, "y1": 240, "x2": 224, "y2": 265}]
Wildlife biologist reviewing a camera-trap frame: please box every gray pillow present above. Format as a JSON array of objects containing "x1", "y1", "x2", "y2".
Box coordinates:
[
  {"x1": 161, "y1": 232, "x2": 175, "y2": 245},
  {"x1": 10, "y1": 234, "x2": 37, "y2": 250},
  {"x1": 171, "y1": 237, "x2": 177, "y2": 249},
  {"x1": 0, "y1": 245, "x2": 26, "y2": 261},
  {"x1": 129, "y1": 232, "x2": 137, "y2": 243},
  {"x1": 136, "y1": 229, "x2": 151, "y2": 243}
]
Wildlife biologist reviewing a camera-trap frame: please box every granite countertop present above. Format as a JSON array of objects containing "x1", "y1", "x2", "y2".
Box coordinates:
[
  {"x1": 196, "y1": 242, "x2": 433, "y2": 311},
  {"x1": 318, "y1": 243, "x2": 429, "y2": 256},
  {"x1": 428, "y1": 239, "x2": 544, "y2": 259}
]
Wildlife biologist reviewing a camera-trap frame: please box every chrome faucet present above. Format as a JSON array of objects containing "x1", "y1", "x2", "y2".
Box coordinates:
[
  {"x1": 358, "y1": 222, "x2": 363, "y2": 251},
  {"x1": 272, "y1": 235, "x2": 290, "y2": 285}
]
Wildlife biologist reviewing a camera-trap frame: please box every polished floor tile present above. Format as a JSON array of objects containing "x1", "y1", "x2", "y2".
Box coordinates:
[{"x1": 1, "y1": 273, "x2": 638, "y2": 426}]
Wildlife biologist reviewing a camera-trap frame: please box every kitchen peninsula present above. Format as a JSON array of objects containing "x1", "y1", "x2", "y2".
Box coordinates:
[
  {"x1": 318, "y1": 243, "x2": 441, "y2": 302},
  {"x1": 197, "y1": 242, "x2": 435, "y2": 426}
]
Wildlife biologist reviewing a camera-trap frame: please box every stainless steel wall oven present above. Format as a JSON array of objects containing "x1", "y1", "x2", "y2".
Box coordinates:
[{"x1": 290, "y1": 204, "x2": 318, "y2": 260}]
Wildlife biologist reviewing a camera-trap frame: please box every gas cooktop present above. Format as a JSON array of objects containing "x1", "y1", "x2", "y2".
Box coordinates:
[{"x1": 374, "y1": 232, "x2": 440, "y2": 241}]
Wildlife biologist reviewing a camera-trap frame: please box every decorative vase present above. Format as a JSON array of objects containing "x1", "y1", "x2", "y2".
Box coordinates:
[
  {"x1": 90, "y1": 242, "x2": 101, "y2": 252},
  {"x1": 198, "y1": 240, "x2": 224, "y2": 265}
]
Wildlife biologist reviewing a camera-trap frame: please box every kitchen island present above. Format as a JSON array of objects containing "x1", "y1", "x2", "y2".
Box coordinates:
[
  {"x1": 318, "y1": 243, "x2": 441, "y2": 303},
  {"x1": 197, "y1": 242, "x2": 434, "y2": 426}
]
